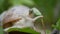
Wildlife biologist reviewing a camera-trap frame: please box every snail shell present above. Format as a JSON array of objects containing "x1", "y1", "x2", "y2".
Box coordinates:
[{"x1": 2, "y1": 5, "x2": 33, "y2": 28}]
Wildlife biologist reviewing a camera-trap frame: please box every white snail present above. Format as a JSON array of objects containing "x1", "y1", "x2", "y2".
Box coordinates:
[{"x1": 0, "y1": 5, "x2": 43, "y2": 34}]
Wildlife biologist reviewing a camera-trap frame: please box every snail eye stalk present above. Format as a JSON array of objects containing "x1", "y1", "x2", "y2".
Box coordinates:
[{"x1": 29, "y1": 9, "x2": 33, "y2": 15}]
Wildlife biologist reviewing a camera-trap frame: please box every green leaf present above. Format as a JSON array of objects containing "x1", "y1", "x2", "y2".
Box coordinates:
[
  {"x1": 9, "y1": 0, "x2": 35, "y2": 6},
  {"x1": 0, "y1": 26, "x2": 3, "y2": 34},
  {"x1": 55, "y1": 19, "x2": 60, "y2": 30},
  {"x1": 32, "y1": 8, "x2": 42, "y2": 16},
  {"x1": 8, "y1": 27, "x2": 40, "y2": 34},
  {"x1": 0, "y1": 0, "x2": 5, "y2": 13}
]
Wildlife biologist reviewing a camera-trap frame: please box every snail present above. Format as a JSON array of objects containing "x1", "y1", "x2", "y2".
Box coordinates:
[{"x1": 0, "y1": 5, "x2": 43, "y2": 33}]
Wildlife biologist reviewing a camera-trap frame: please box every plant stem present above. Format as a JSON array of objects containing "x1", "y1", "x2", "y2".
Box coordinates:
[{"x1": 41, "y1": 17, "x2": 46, "y2": 34}]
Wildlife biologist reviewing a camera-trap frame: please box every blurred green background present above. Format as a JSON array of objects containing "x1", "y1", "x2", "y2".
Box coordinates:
[{"x1": 0, "y1": 0, "x2": 60, "y2": 34}]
